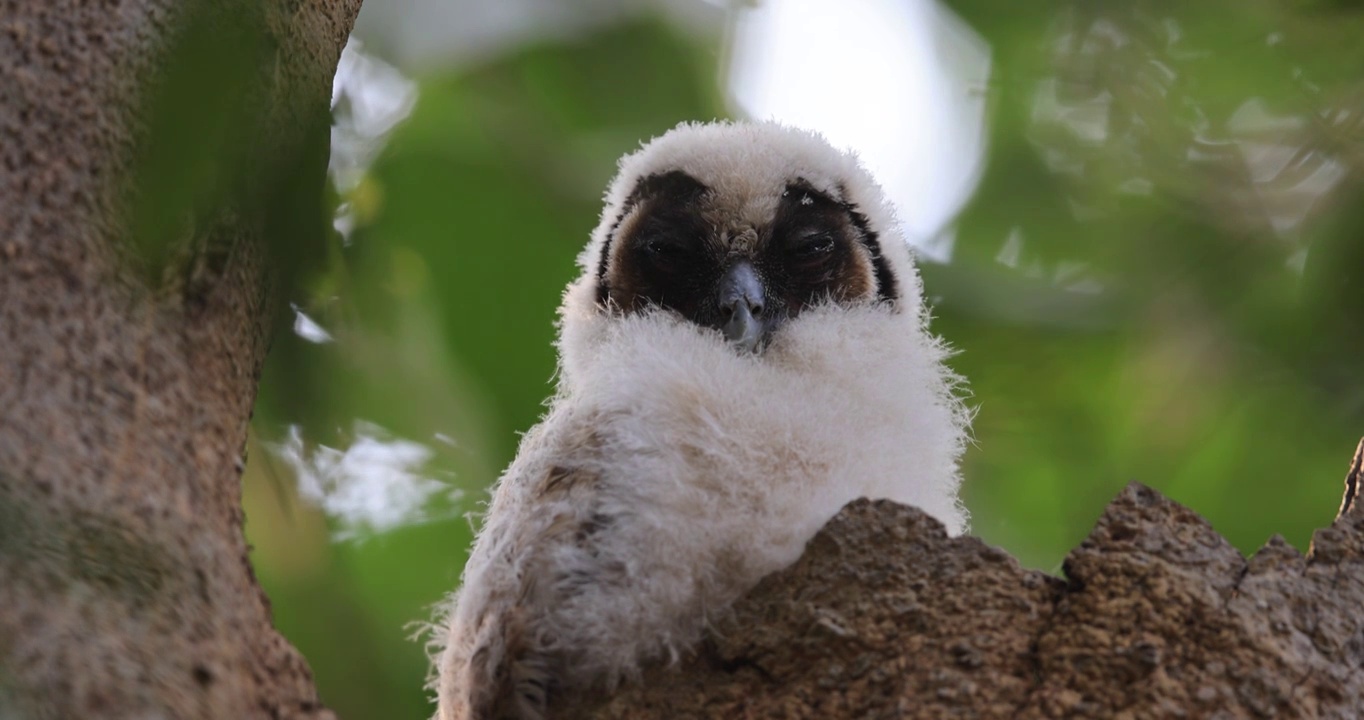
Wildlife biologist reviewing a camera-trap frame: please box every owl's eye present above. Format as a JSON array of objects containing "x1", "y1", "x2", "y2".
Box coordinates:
[
  {"x1": 639, "y1": 235, "x2": 693, "y2": 267},
  {"x1": 646, "y1": 239, "x2": 680, "y2": 257},
  {"x1": 792, "y1": 232, "x2": 836, "y2": 258}
]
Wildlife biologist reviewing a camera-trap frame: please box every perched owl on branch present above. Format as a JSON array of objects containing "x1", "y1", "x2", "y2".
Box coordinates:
[{"x1": 433, "y1": 121, "x2": 971, "y2": 720}]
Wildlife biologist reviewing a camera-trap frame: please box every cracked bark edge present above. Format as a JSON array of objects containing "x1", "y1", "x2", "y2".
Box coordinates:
[
  {"x1": 573, "y1": 438, "x2": 1364, "y2": 719},
  {"x1": 1336, "y1": 437, "x2": 1363, "y2": 520}
]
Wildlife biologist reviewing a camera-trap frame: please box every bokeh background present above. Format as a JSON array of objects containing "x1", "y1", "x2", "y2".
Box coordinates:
[{"x1": 242, "y1": 1, "x2": 1364, "y2": 717}]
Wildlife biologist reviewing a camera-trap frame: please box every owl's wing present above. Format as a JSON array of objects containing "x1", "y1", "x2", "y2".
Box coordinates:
[{"x1": 442, "y1": 462, "x2": 606, "y2": 720}]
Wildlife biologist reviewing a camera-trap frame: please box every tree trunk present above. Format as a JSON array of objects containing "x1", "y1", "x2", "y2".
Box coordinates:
[
  {"x1": 573, "y1": 440, "x2": 1364, "y2": 719},
  {"x1": 0, "y1": 0, "x2": 360, "y2": 717}
]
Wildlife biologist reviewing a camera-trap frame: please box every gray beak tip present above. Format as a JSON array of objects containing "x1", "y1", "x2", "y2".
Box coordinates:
[
  {"x1": 723, "y1": 305, "x2": 763, "y2": 354},
  {"x1": 718, "y1": 261, "x2": 766, "y2": 353}
]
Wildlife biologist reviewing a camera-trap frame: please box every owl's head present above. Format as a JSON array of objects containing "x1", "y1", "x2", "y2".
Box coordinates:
[
  {"x1": 563, "y1": 121, "x2": 923, "y2": 354},
  {"x1": 552, "y1": 121, "x2": 969, "y2": 535}
]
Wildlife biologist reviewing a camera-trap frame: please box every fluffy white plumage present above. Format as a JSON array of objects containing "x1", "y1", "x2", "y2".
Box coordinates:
[{"x1": 433, "y1": 120, "x2": 970, "y2": 720}]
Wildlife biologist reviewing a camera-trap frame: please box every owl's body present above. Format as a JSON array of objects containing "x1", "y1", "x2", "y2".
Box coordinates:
[{"x1": 435, "y1": 122, "x2": 970, "y2": 720}]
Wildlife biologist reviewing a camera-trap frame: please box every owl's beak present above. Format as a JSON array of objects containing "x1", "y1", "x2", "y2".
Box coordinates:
[{"x1": 718, "y1": 261, "x2": 767, "y2": 353}]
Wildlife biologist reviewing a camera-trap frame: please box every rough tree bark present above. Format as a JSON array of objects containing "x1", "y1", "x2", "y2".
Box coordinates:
[
  {"x1": 572, "y1": 440, "x2": 1364, "y2": 719},
  {"x1": 0, "y1": 0, "x2": 360, "y2": 718}
]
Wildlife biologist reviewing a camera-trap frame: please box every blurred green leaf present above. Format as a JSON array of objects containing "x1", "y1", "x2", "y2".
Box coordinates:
[{"x1": 128, "y1": 1, "x2": 268, "y2": 283}]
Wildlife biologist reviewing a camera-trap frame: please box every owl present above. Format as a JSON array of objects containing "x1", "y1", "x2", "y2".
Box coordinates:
[{"x1": 432, "y1": 121, "x2": 971, "y2": 720}]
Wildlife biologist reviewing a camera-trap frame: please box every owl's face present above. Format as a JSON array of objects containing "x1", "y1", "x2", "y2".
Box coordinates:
[{"x1": 592, "y1": 169, "x2": 898, "y2": 353}]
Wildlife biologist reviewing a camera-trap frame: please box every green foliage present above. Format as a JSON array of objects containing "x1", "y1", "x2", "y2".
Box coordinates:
[
  {"x1": 937, "y1": 0, "x2": 1364, "y2": 566},
  {"x1": 245, "y1": 5, "x2": 1363, "y2": 717},
  {"x1": 129, "y1": 0, "x2": 335, "y2": 314},
  {"x1": 128, "y1": 5, "x2": 256, "y2": 283}
]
